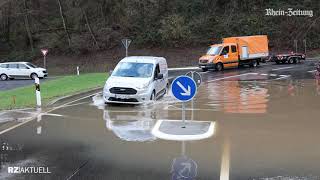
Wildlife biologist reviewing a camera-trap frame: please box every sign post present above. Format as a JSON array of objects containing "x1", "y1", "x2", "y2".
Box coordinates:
[
  {"x1": 303, "y1": 39, "x2": 307, "y2": 55},
  {"x1": 152, "y1": 72, "x2": 215, "y2": 141},
  {"x1": 171, "y1": 76, "x2": 197, "y2": 127},
  {"x1": 121, "y1": 39, "x2": 132, "y2": 57},
  {"x1": 35, "y1": 77, "x2": 41, "y2": 107},
  {"x1": 41, "y1": 48, "x2": 48, "y2": 68}
]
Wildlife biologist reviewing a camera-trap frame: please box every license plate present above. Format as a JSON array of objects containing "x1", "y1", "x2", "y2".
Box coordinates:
[{"x1": 116, "y1": 95, "x2": 129, "y2": 99}]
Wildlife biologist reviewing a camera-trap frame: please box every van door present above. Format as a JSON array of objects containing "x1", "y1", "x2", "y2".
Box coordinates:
[
  {"x1": 7, "y1": 64, "x2": 18, "y2": 77},
  {"x1": 17, "y1": 64, "x2": 31, "y2": 77}
]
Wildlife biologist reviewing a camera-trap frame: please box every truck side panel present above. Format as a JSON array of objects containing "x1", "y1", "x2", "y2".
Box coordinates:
[{"x1": 223, "y1": 35, "x2": 269, "y2": 60}]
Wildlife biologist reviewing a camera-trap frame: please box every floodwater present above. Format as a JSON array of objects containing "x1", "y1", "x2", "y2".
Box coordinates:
[{"x1": 1, "y1": 70, "x2": 320, "y2": 180}]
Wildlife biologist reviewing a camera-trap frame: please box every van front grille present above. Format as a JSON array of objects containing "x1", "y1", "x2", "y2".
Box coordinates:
[
  {"x1": 108, "y1": 97, "x2": 139, "y2": 102},
  {"x1": 200, "y1": 59, "x2": 208, "y2": 63},
  {"x1": 109, "y1": 87, "x2": 137, "y2": 95}
]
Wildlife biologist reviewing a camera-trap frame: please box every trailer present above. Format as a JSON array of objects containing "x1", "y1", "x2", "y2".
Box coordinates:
[{"x1": 272, "y1": 53, "x2": 306, "y2": 64}]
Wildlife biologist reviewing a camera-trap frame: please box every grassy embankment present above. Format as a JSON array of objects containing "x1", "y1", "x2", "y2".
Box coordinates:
[{"x1": 0, "y1": 73, "x2": 108, "y2": 110}]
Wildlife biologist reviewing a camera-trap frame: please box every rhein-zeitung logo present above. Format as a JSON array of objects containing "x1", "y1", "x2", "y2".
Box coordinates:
[
  {"x1": 8, "y1": 166, "x2": 51, "y2": 174},
  {"x1": 265, "y1": 8, "x2": 313, "y2": 17}
]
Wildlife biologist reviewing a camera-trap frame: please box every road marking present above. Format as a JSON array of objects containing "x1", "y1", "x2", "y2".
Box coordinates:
[
  {"x1": 274, "y1": 75, "x2": 291, "y2": 80},
  {"x1": 308, "y1": 70, "x2": 317, "y2": 73},
  {"x1": 168, "y1": 67, "x2": 198, "y2": 71},
  {"x1": 272, "y1": 66, "x2": 294, "y2": 71},
  {"x1": 270, "y1": 74, "x2": 278, "y2": 77},
  {"x1": 0, "y1": 92, "x2": 100, "y2": 135},
  {"x1": 260, "y1": 73, "x2": 268, "y2": 76},
  {"x1": 206, "y1": 73, "x2": 256, "y2": 83}
]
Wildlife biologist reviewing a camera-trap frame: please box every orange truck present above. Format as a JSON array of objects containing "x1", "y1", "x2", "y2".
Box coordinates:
[{"x1": 198, "y1": 35, "x2": 269, "y2": 71}]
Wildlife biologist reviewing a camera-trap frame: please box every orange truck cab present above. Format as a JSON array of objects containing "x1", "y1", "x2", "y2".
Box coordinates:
[{"x1": 199, "y1": 35, "x2": 269, "y2": 71}]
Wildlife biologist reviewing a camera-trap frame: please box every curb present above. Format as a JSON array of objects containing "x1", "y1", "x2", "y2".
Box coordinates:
[{"x1": 47, "y1": 86, "x2": 103, "y2": 107}]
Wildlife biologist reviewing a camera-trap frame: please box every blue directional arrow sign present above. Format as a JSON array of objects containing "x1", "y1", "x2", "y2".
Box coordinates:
[{"x1": 171, "y1": 76, "x2": 197, "y2": 102}]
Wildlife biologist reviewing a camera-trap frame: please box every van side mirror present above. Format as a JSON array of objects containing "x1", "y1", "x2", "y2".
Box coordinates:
[{"x1": 157, "y1": 73, "x2": 163, "y2": 79}]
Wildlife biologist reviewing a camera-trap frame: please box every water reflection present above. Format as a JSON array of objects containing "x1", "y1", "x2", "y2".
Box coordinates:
[
  {"x1": 103, "y1": 107, "x2": 157, "y2": 142},
  {"x1": 171, "y1": 141, "x2": 198, "y2": 180},
  {"x1": 205, "y1": 80, "x2": 269, "y2": 113}
]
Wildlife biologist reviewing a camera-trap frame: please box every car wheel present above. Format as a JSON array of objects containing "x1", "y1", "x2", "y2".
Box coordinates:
[
  {"x1": 0, "y1": 74, "x2": 8, "y2": 81},
  {"x1": 30, "y1": 73, "x2": 38, "y2": 80},
  {"x1": 201, "y1": 68, "x2": 208, "y2": 72},
  {"x1": 215, "y1": 63, "x2": 224, "y2": 71},
  {"x1": 275, "y1": 60, "x2": 280, "y2": 64},
  {"x1": 150, "y1": 90, "x2": 156, "y2": 101}
]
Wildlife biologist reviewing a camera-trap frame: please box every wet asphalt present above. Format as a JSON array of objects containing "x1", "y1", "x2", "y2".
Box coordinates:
[{"x1": 1, "y1": 61, "x2": 320, "y2": 180}]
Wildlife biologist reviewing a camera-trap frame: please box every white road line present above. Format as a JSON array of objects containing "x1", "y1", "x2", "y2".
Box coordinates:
[
  {"x1": 270, "y1": 74, "x2": 278, "y2": 77},
  {"x1": 308, "y1": 70, "x2": 317, "y2": 73},
  {"x1": 272, "y1": 66, "x2": 294, "y2": 71},
  {"x1": 168, "y1": 67, "x2": 198, "y2": 71},
  {"x1": 260, "y1": 73, "x2": 268, "y2": 76},
  {"x1": 206, "y1": 73, "x2": 256, "y2": 83},
  {"x1": 0, "y1": 92, "x2": 100, "y2": 135},
  {"x1": 274, "y1": 75, "x2": 291, "y2": 80}
]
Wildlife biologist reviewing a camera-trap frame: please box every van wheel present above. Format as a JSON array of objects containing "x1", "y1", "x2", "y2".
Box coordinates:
[
  {"x1": 150, "y1": 90, "x2": 156, "y2": 101},
  {"x1": 0, "y1": 74, "x2": 8, "y2": 81},
  {"x1": 215, "y1": 63, "x2": 224, "y2": 71},
  {"x1": 30, "y1": 73, "x2": 38, "y2": 79},
  {"x1": 201, "y1": 68, "x2": 208, "y2": 72}
]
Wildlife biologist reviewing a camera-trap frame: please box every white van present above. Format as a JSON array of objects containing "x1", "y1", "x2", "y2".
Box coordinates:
[
  {"x1": 0, "y1": 62, "x2": 47, "y2": 80},
  {"x1": 103, "y1": 56, "x2": 168, "y2": 104}
]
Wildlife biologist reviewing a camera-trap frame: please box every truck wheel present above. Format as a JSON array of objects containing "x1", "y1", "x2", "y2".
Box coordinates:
[
  {"x1": 250, "y1": 60, "x2": 258, "y2": 67},
  {"x1": 215, "y1": 63, "x2": 224, "y2": 71},
  {"x1": 288, "y1": 58, "x2": 294, "y2": 64},
  {"x1": 202, "y1": 68, "x2": 208, "y2": 72}
]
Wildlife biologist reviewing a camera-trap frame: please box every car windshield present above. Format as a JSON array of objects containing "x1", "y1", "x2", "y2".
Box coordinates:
[
  {"x1": 26, "y1": 63, "x2": 38, "y2": 68},
  {"x1": 206, "y1": 46, "x2": 222, "y2": 55},
  {"x1": 112, "y1": 62, "x2": 154, "y2": 78}
]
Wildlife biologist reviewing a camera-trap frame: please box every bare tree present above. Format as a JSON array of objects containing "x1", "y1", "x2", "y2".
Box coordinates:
[
  {"x1": 23, "y1": 0, "x2": 34, "y2": 53},
  {"x1": 80, "y1": 6, "x2": 99, "y2": 49},
  {"x1": 57, "y1": 0, "x2": 72, "y2": 46}
]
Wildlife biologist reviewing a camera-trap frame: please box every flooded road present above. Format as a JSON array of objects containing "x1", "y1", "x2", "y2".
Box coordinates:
[{"x1": 1, "y1": 62, "x2": 320, "y2": 180}]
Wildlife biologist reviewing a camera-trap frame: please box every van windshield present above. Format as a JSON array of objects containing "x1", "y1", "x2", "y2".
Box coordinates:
[
  {"x1": 112, "y1": 62, "x2": 154, "y2": 78},
  {"x1": 206, "y1": 46, "x2": 222, "y2": 55}
]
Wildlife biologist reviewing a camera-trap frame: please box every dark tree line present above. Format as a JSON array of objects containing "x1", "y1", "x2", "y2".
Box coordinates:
[{"x1": 0, "y1": 0, "x2": 319, "y2": 60}]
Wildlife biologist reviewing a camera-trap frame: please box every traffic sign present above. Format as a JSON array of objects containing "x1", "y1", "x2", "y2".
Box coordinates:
[
  {"x1": 41, "y1": 49, "x2": 48, "y2": 56},
  {"x1": 121, "y1": 39, "x2": 132, "y2": 57},
  {"x1": 171, "y1": 76, "x2": 197, "y2": 102}
]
